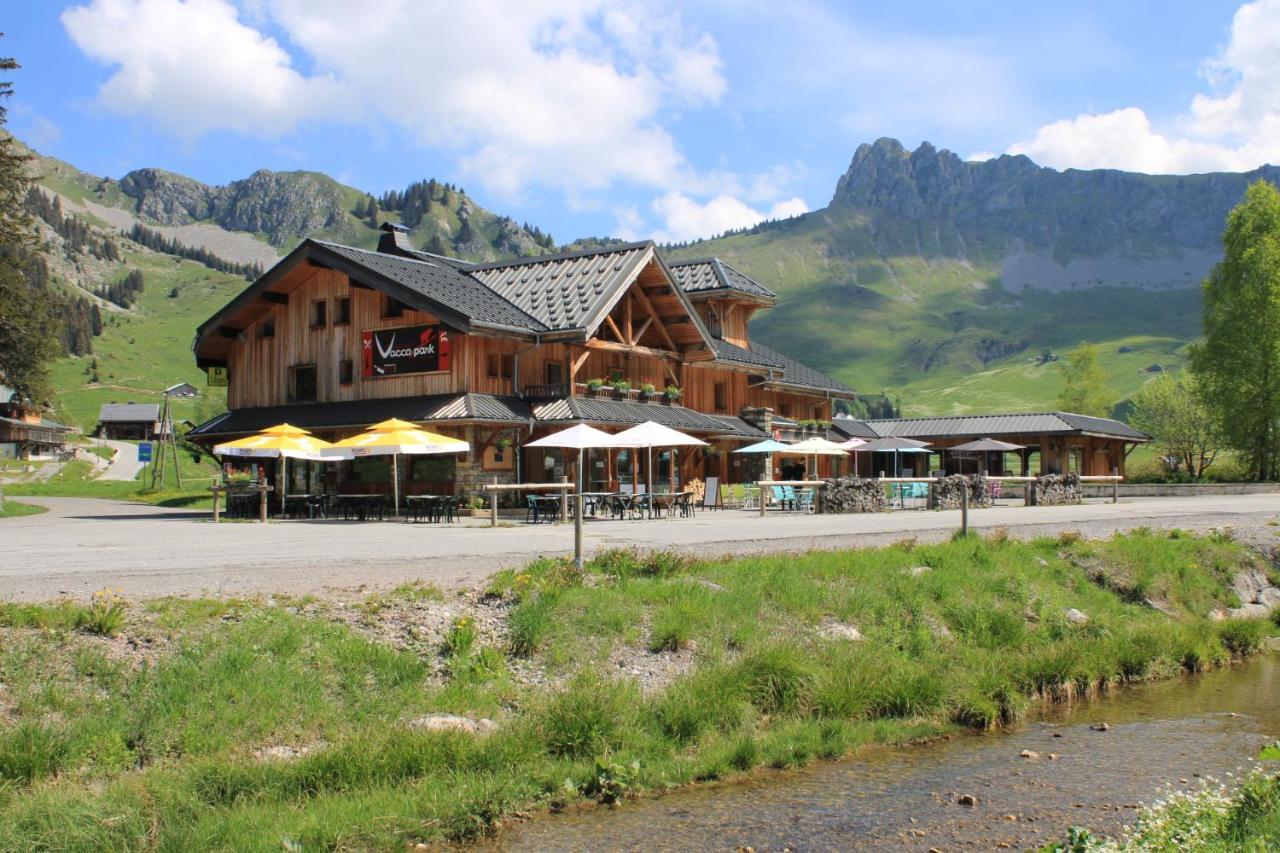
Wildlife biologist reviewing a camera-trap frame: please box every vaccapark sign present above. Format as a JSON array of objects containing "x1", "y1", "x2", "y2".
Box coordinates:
[{"x1": 362, "y1": 324, "x2": 451, "y2": 378}]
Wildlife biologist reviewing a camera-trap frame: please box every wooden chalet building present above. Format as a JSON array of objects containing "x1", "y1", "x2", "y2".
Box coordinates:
[
  {"x1": 0, "y1": 385, "x2": 72, "y2": 460},
  {"x1": 188, "y1": 224, "x2": 853, "y2": 497}
]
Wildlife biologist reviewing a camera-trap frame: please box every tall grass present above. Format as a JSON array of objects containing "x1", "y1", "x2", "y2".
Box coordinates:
[{"x1": 0, "y1": 531, "x2": 1273, "y2": 848}]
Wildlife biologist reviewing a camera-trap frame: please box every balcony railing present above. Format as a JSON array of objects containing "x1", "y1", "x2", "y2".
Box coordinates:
[{"x1": 521, "y1": 383, "x2": 569, "y2": 400}]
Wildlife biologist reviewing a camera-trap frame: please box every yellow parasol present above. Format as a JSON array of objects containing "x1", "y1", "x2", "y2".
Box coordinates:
[
  {"x1": 213, "y1": 424, "x2": 340, "y2": 512},
  {"x1": 328, "y1": 420, "x2": 470, "y2": 515}
]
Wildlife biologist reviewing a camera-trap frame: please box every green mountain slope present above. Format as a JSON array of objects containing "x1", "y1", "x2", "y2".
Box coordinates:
[
  {"x1": 23, "y1": 146, "x2": 558, "y2": 431},
  {"x1": 669, "y1": 139, "x2": 1274, "y2": 415}
]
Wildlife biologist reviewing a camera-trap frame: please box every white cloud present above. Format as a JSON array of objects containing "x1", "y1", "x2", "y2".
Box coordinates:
[
  {"x1": 1004, "y1": 0, "x2": 1280, "y2": 173},
  {"x1": 650, "y1": 191, "x2": 808, "y2": 243},
  {"x1": 62, "y1": 0, "x2": 345, "y2": 139},
  {"x1": 62, "y1": 0, "x2": 738, "y2": 201}
]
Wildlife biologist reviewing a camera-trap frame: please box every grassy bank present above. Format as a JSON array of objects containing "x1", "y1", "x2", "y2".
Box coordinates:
[
  {"x1": 0, "y1": 530, "x2": 1275, "y2": 850},
  {"x1": 3, "y1": 449, "x2": 220, "y2": 508},
  {"x1": 0, "y1": 499, "x2": 45, "y2": 519}
]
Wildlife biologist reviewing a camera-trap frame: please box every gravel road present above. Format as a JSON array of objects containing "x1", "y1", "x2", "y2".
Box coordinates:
[{"x1": 0, "y1": 494, "x2": 1276, "y2": 602}]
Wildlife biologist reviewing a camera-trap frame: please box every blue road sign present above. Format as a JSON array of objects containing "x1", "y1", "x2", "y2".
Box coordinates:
[{"x1": 138, "y1": 442, "x2": 153, "y2": 463}]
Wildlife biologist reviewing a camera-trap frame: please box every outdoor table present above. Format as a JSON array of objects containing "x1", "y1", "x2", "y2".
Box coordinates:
[
  {"x1": 334, "y1": 493, "x2": 386, "y2": 521},
  {"x1": 649, "y1": 492, "x2": 679, "y2": 518},
  {"x1": 405, "y1": 494, "x2": 453, "y2": 523},
  {"x1": 283, "y1": 494, "x2": 327, "y2": 519},
  {"x1": 581, "y1": 492, "x2": 615, "y2": 518}
]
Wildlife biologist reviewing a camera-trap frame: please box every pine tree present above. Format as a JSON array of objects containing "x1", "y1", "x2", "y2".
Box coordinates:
[
  {"x1": 0, "y1": 47, "x2": 59, "y2": 402},
  {"x1": 366, "y1": 198, "x2": 379, "y2": 229}
]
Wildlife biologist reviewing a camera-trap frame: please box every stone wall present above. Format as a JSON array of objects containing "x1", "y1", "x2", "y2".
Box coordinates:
[
  {"x1": 928, "y1": 474, "x2": 992, "y2": 509},
  {"x1": 1031, "y1": 472, "x2": 1081, "y2": 506},
  {"x1": 821, "y1": 476, "x2": 887, "y2": 513}
]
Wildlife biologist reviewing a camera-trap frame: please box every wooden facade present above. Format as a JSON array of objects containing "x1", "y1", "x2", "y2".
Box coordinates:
[{"x1": 191, "y1": 235, "x2": 852, "y2": 495}]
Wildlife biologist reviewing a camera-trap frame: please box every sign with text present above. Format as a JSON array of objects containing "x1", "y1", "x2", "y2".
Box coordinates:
[
  {"x1": 362, "y1": 324, "x2": 451, "y2": 378},
  {"x1": 137, "y1": 442, "x2": 153, "y2": 463},
  {"x1": 207, "y1": 366, "x2": 228, "y2": 387}
]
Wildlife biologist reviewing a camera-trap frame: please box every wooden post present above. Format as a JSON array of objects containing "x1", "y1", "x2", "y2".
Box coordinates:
[
  {"x1": 490, "y1": 476, "x2": 498, "y2": 527},
  {"x1": 960, "y1": 477, "x2": 969, "y2": 536},
  {"x1": 1112, "y1": 466, "x2": 1119, "y2": 504},
  {"x1": 560, "y1": 475, "x2": 569, "y2": 523},
  {"x1": 759, "y1": 482, "x2": 767, "y2": 517},
  {"x1": 574, "y1": 493, "x2": 584, "y2": 570},
  {"x1": 212, "y1": 484, "x2": 221, "y2": 523},
  {"x1": 258, "y1": 471, "x2": 268, "y2": 523}
]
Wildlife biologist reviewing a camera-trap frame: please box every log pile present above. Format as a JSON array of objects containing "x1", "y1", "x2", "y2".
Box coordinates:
[
  {"x1": 1031, "y1": 472, "x2": 1081, "y2": 506},
  {"x1": 821, "y1": 477, "x2": 887, "y2": 513},
  {"x1": 929, "y1": 474, "x2": 992, "y2": 510}
]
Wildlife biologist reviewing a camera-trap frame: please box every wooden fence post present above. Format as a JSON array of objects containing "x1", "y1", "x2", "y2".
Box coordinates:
[
  {"x1": 258, "y1": 471, "x2": 268, "y2": 523},
  {"x1": 560, "y1": 476, "x2": 569, "y2": 523},
  {"x1": 960, "y1": 477, "x2": 969, "y2": 536},
  {"x1": 212, "y1": 484, "x2": 221, "y2": 523},
  {"x1": 1112, "y1": 466, "x2": 1119, "y2": 504},
  {"x1": 759, "y1": 482, "x2": 767, "y2": 517},
  {"x1": 490, "y1": 477, "x2": 498, "y2": 527}
]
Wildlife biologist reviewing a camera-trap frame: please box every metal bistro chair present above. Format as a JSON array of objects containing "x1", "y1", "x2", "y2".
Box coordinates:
[
  {"x1": 674, "y1": 491, "x2": 694, "y2": 518},
  {"x1": 795, "y1": 488, "x2": 816, "y2": 514},
  {"x1": 782, "y1": 485, "x2": 798, "y2": 510},
  {"x1": 525, "y1": 494, "x2": 543, "y2": 524},
  {"x1": 742, "y1": 484, "x2": 760, "y2": 511}
]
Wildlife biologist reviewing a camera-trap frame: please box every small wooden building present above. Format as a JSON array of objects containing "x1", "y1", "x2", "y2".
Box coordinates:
[
  {"x1": 833, "y1": 412, "x2": 1150, "y2": 477},
  {"x1": 187, "y1": 224, "x2": 854, "y2": 497},
  {"x1": 97, "y1": 402, "x2": 162, "y2": 440}
]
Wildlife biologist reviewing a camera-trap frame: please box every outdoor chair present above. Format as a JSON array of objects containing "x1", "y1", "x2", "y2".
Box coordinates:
[
  {"x1": 782, "y1": 485, "x2": 798, "y2": 510},
  {"x1": 632, "y1": 493, "x2": 655, "y2": 520},
  {"x1": 525, "y1": 494, "x2": 542, "y2": 524},
  {"x1": 675, "y1": 491, "x2": 694, "y2": 518},
  {"x1": 795, "y1": 488, "x2": 816, "y2": 514},
  {"x1": 742, "y1": 485, "x2": 759, "y2": 510}
]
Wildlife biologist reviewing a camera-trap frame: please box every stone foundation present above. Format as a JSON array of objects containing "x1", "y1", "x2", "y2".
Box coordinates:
[
  {"x1": 1032, "y1": 472, "x2": 1081, "y2": 506},
  {"x1": 821, "y1": 476, "x2": 887, "y2": 513}
]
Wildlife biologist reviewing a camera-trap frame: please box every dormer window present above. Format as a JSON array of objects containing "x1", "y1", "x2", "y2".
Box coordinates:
[{"x1": 383, "y1": 295, "x2": 406, "y2": 318}]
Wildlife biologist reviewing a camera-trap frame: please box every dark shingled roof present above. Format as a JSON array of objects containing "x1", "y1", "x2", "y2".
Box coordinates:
[
  {"x1": 830, "y1": 414, "x2": 879, "y2": 439},
  {"x1": 466, "y1": 242, "x2": 654, "y2": 332},
  {"x1": 532, "y1": 397, "x2": 766, "y2": 438},
  {"x1": 707, "y1": 338, "x2": 783, "y2": 370},
  {"x1": 314, "y1": 241, "x2": 546, "y2": 333},
  {"x1": 187, "y1": 394, "x2": 531, "y2": 438},
  {"x1": 865, "y1": 412, "x2": 1150, "y2": 442},
  {"x1": 748, "y1": 342, "x2": 855, "y2": 395},
  {"x1": 99, "y1": 402, "x2": 160, "y2": 422},
  {"x1": 669, "y1": 258, "x2": 776, "y2": 301}
]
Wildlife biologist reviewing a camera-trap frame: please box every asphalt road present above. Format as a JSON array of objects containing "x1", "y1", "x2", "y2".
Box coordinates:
[
  {"x1": 0, "y1": 494, "x2": 1277, "y2": 601},
  {"x1": 97, "y1": 440, "x2": 146, "y2": 482}
]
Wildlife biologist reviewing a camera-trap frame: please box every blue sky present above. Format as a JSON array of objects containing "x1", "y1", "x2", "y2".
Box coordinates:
[{"x1": 6, "y1": 1, "x2": 1274, "y2": 244}]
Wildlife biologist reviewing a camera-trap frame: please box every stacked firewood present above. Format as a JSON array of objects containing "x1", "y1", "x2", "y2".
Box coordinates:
[
  {"x1": 928, "y1": 474, "x2": 992, "y2": 509},
  {"x1": 1031, "y1": 472, "x2": 1081, "y2": 505},
  {"x1": 821, "y1": 477, "x2": 888, "y2": 513}
]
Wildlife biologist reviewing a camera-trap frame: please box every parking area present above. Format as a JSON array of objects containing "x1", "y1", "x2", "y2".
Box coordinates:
[{"x1": 0, "y1": 494, "x2": 1277, "y2": 601}]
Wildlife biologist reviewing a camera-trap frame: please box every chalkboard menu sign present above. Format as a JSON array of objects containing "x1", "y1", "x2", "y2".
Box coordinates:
[{"x1": 362, "y1": 324, "x2": 451, "y2": 378}]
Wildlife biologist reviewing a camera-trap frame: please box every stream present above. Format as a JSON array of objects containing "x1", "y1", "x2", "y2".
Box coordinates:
[{"x1": 487, "y1": 654, "x2": 1280, "y2": 851}]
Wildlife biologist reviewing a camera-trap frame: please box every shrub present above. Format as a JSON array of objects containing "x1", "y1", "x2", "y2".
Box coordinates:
[
  {"x1": 1217, "y1": 618, "x2": 1267, "y2": 656},
  {"x1": 1057, "y1": 529, "x2": 1084, "y2": 546},
  {"x1": 541, "y1": 671, "x2": 638, "y2": 757},
  {"x1": 588, "y1": 548, "x2": 642, "y2": 579},
  {"x1": 730, "y1": 646, "x2": 815, "y2": 715},
  {"x1": 1271, "y1": 605, "x2": 1280, "y2": 630}
]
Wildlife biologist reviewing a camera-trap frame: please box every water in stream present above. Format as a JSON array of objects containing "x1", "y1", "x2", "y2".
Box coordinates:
[{"x1": 488, "y1": 654, "x2": 1280, "y2": 851}]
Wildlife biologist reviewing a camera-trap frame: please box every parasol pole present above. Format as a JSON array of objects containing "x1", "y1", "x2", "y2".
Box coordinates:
[{"x1": 393, "y1": 453, "x2": 400, "y2": 517}]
